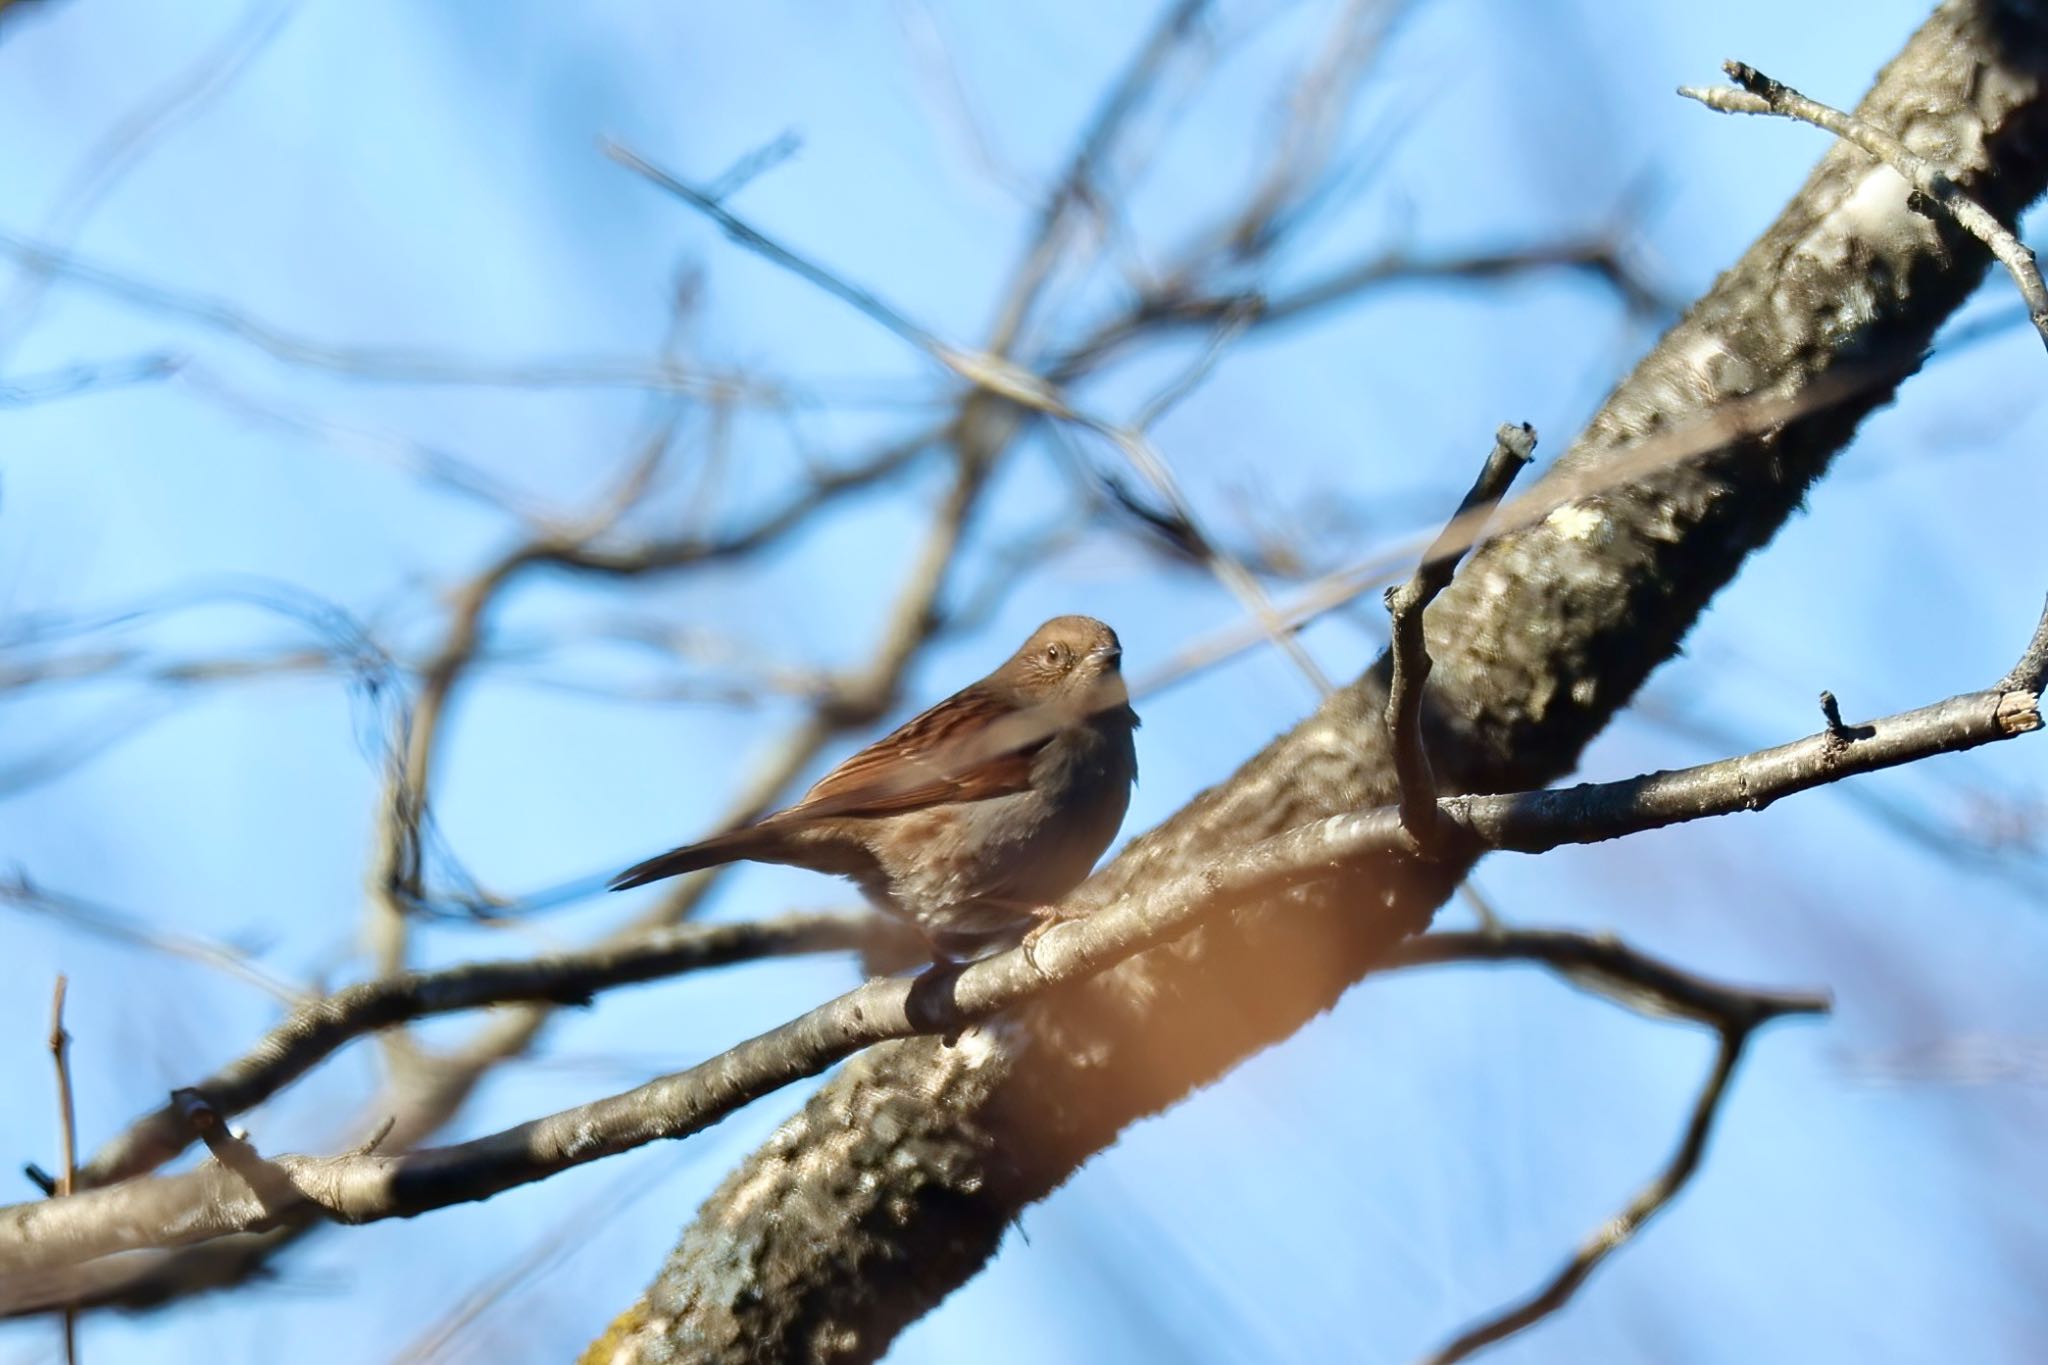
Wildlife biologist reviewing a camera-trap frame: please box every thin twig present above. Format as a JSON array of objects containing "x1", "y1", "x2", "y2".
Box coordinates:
[
  {"x1": 1453, "y1": 880, "x2": 1504, "y2": 932},
  {"x1": 535, "y1": 429, "x2": 936, "y2": 578},
  {"x1": 1384, "y1": 423, "x2": 1536, "y2": 848},
  {"x1": 0, "y1": 230, "x2": 781, "y2": 401},
  {"x1": 1048, "y1": 236, "x2": 1674, "y2": 379},
  {"x1": 1389, "y1": 928, "x2": 1829, "y2": 1363},
  {"x1": 985, "y1": 0, "x2": 1215, "y2": 351},
  {"x1": 1418, "y1": 1023, "x2": 1759, "y2": 1364},
  {"x1": 1380, "y1": 929, "x2": 1827, "y2": 1027},
  {"x1": 46, "y1": 981, "x2": 77, "y2": 1198},
  {"x1": 1, "y1": 876, "x2": 303, "y2": 1004},
  {"x1": 0, "y1": 0, "x2": 303, "y2": 366},
  {"x1": 1226, "y1": 0, "x2": 1400, "y2": 255},
  {"x1": 174, "y1": 364, "x2": 551, "y2": 521},
  {"x1": 603, "y1": 142, "x2": 949, "y2": 359},
  {"x1": 1680, "y1": 61, "x2": 2048, "y2": 351},
  {"x1": 1085, "y1": 404, "x2": 1334, "y2": 695},
  {"x1": 48, "y1": 976, "x2": 78, "y2": 1365},
  {"x1": 0, "y1": 353, "x2": 183, "y2": 406}
]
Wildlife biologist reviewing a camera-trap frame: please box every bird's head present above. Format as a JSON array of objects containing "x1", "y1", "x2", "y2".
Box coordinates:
[{"x1": 996, "y1": 615, "x2": 1129, "y2": 715}]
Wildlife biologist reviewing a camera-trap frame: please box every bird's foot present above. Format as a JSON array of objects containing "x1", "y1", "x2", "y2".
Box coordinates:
[
  {"x1": 1019, "y1": 905, "x2": 1077, "y2": 980},
  {"x1": 906, "y1": 957, "x2": 967, "y2": 1046}
]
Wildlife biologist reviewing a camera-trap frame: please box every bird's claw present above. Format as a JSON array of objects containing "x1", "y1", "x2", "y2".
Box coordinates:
[{"x1": 1019, "y1": 908, "x2": 1070, "y2": 980}]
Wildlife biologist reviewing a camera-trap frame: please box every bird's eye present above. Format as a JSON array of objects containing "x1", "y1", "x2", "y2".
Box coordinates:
[{"x1": 1044, "y1": 642, "x2": 1069, "y2": 667}]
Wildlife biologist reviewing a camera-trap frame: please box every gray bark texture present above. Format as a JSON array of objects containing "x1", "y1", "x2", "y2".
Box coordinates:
[{"x1": 587, "y1": 4, "x2": 2048, "y2": 1360}]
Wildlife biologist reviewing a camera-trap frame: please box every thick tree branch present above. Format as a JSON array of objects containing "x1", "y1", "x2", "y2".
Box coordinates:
[{"x1": 598, "y1": 7, "x2": 2048, "y2": 1358}]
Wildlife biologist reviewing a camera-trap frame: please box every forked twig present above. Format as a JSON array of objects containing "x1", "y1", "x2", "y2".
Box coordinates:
[
  {"x1": 1384, "y1": 423, "x2": 1536, "y2": 849},
  {"x1": 1682, "y1": 61, "x2": 2048, "y2": 351}
]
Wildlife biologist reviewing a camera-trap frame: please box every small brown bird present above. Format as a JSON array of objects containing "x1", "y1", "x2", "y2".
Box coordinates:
[{"x1": 611, "y1": 615, "x2": 1139, "y2": 958}]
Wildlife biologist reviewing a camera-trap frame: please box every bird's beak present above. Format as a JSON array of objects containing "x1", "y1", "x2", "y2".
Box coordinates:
[{"x1": 1082, "y1": 643, "x2": 1128, "y2": 715}]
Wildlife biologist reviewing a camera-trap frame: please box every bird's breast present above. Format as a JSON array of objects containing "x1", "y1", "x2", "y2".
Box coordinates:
[{"x1": 864, "y1": 710, "x2": 1138, "y2": 936}]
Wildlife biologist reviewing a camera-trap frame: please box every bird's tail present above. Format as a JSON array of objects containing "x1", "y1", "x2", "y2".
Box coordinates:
[{"x1": 608, "y1": 826, "x2": 785, "y2": 892}]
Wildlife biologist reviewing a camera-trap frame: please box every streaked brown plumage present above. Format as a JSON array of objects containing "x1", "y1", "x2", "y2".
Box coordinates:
[{"x1": 611, "y1": 615, "x2": 1139, "y2": 957}]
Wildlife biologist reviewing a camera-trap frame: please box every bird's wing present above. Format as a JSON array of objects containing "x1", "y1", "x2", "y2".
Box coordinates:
[{"x1": 777, "y1": 684, "x2": 1050, "y2": 822}]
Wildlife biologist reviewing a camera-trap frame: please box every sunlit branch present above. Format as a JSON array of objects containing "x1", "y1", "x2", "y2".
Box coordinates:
[
  {"x1": 1682, "y1": 61, "x2": 2048, "y2": 352},
  {"x1": 6, "y1": 601, "x2": 2037, "y2": 1275}
]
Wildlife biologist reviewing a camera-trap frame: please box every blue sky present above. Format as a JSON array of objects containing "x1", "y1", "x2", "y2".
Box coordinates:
[{"x1": 2, "y1": 1, "x2": 2045, "y2": 1361}]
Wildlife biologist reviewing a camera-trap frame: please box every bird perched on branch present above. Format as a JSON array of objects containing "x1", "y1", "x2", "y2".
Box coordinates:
[{"x1": 612, "y1": 615, "x2": 1140, "y2": 959}]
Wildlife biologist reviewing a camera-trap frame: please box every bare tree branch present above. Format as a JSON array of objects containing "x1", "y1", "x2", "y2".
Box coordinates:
[
  {"x1": 1049, "y1": 235, "x2": 1676, "y2": 379},
  {"x1": 72, "y1": 914, "x2": 892, "y2": 1191},
  {"x1": 0, "y1": 352, "x2": 183, "y2": 406},
  {"x1": 47, "y1": 975, "x2": 78, "y2": 1365},
  {"x1": 1384, "y1": 423, "x2": 1536, "y2": 848},
  {"x1": 1418, "y1": 1020, "x2": 1761, "y2": 1364},
  {"x1": 0, "y1": 0, "x2": 302, "y2": 365},
  {"x1": 611, "y1": 138, "x2": 1337, "y2": 697},
  {"x1": 1377, "y1": 927, "x2": 1828, "y2": 1362},
  {"x1": 1683, "y1": 59, "x2": 2048, "y2": 351},
  {"x1": 985, "y1": 0, "x2": 1215, "y2": 350},
  {"x1": 0, "y1": 875, "x2": 303, "y2": 1004},
  {"x1": 3, "y1": 606, "x2": 2036, "y2": 1278},
  {"x1": 0, "y1": 229, "x2": 784, "y2": 401}
]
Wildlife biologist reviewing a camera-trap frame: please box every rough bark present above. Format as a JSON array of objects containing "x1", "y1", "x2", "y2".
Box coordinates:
[{"x1": 589, "y1": 4, "x2": 2048, "y2": 1359}]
